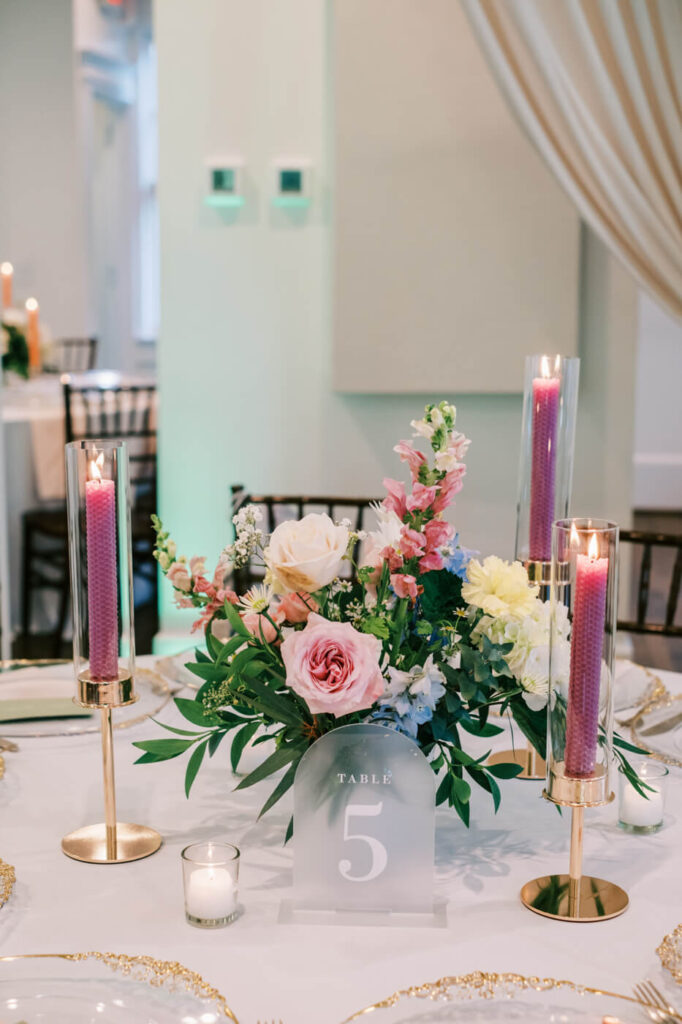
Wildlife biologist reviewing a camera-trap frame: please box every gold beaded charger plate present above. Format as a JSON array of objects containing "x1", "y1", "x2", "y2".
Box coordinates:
[
  {"x1": 614, "y1": 660, "x2": 667, "y2": 715},
  {"x1": 341, "y1": 971, "x2": 681, "y2": 1022},
  {"x1": 0, "y1": 951, "x2": 240, "y2": 1022},
  {"x1": 631, "y1": 692, "x2": 682, "y2": 769},
  {"x1": 0, "y1": 662, "x2": 172, "y2": 737},
  {"x1": 156, "y1": 648, "x2": 201, "y2": 691},
  {"x1": 658, "y1": 923, "x2": 682, "y2": 985}
]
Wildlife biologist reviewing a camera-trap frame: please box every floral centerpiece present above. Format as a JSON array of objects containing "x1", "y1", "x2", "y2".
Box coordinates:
[
  {"x1": 136, "y1": 402, "x2": 643, "y2": 837},
  {"x1": 1, "y1": 309, "x2": 30, "y2": 379}
]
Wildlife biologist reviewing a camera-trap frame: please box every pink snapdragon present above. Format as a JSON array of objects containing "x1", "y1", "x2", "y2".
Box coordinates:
[
  {"x1": 391, "y1": 573, "x2": 420, "y2": 600},
  {"x1": 406, "y1": 482, "x2": 438, "y2": 513},
  {"x1": 393, "y1": 440, "x2": 426, "y2": 483},
  {"x1": 382, "y1": 478, "x2": 407, "y2": 518}
]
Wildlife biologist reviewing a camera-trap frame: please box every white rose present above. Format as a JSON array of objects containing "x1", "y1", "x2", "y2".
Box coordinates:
[{"x1": 264, "y1": 513, "x2": 349, "y2": 593}]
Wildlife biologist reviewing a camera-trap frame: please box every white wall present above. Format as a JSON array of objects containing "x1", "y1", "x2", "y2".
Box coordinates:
[
  {"x1": 0, "y1": 0, "x2": 89, "y2": 338},
  {"x1": 154, "y1": 0, "x2": 638, "y2": 643},
  {"x1": 633, "y1": 292, "x2": 682, "y2": 509}
]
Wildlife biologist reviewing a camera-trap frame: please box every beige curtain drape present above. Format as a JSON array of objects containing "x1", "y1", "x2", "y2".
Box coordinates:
[{"x1": 463, "y1": 0, "x2": 682, "y2": 320}]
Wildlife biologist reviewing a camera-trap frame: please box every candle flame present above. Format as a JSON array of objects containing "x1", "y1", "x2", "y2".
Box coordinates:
[
  {"x1": 570, "y1": 522, "x2": 580, "y2": 548},
  {"x1": 88, "y1": 452, "x2": 104, "y2": 482},
  {"x1": 25, "y1": 297, "x2": 38, "y2": 312},
  {"x1": 0, "y1": 262, "x2": 13, "y2": 276},
  {"x1": 588, "y1": 532, "x2": 599, "y2": 559},
  {"x1": 540, "y1": 355, "x2": 551, "y2": 378}
]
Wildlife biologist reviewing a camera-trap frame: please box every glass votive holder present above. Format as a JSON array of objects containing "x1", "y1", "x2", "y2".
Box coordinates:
[
  {"x1": 618, "y1": 760, "x2": 669, "y2": 835},
  {"x1": 181, "y1": 841, "x2": 240, "y2": 928}
]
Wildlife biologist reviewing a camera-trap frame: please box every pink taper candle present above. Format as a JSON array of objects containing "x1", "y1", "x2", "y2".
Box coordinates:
[
  {"x1": 565, "y1": 531, "x2": 608, "y2": 777},
  {"x1": 529, "y1": 360, "x2": 560, "y2": 562},
  {"x1": 86, "y1": 454, "x2": 119, "y2": 680}
]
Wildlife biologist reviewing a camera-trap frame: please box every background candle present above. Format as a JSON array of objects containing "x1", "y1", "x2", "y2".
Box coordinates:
[
  {"x1": 529, "y1": 361, "x2": 560, "y2": 562},
  {"x1": 0, "y1": 262, "x2": 13, "y2": 308},
  {"x1": 25, "y1": 297, "x2": 41, "y2": 371},
  {"x1": 85, "y1": 454, "x2": 119, "y2": 680},
  {"x1": 564, "y1": 532, "x2": 608, "y2": 777}
]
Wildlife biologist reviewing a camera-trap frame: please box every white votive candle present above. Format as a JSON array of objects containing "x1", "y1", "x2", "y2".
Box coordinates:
[
  {"x1": 618, "y1": 760, "x2": 668, "y2": 834},
  {"x1": 186, "y1": 866, "x2": 236, "y2": 920},
  {"x1": 181, "y1": 840, "x2": 240, "y2": 927}
]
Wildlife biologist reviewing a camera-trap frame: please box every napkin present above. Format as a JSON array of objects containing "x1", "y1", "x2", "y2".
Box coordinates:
[{"x1": 0, "y1": 698, "x2": 91, "y2": 723}]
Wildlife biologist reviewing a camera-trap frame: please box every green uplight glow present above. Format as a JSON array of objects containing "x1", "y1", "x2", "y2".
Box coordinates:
[
  {"x1": 272, "y1": 196, "x2": 310, "y2": 209},
  {"x1": 204, "y1": 194, "x2": 245, "y2": 209}
]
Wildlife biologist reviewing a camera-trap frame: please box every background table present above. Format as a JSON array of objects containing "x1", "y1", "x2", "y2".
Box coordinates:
[{"x1": 1, "y1": 656, "x2": 680, "y2": 1024}]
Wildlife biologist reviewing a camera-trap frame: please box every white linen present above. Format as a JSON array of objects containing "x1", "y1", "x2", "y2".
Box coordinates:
[{"x1": 0, "y1": 655, "x2": 680, "y2": 1024}]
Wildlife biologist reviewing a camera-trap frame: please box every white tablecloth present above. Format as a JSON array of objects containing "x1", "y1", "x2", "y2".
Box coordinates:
[{"x1": 1, "y1": 656, "x2": 680, "y2": 1024}]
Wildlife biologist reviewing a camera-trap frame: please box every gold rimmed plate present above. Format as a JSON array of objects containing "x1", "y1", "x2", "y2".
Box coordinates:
[
  {"x1": 0, "y1": 663, "x2": 173, "y2": 737},
  {"x1": 0, "y1": 951, "x2": 239, "y2": 1022},
  {"x1": 341, "y1": 970, "x2": 681, "y2": 1022}
]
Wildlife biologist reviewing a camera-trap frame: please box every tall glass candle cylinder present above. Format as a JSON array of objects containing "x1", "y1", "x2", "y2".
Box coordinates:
[
  {"x1": 65, "y1": 440, "x2": 135, "y2": 707},
  {"x1": 515, "y1": 355, "x2": 580, "y2": 576},
  {"x1": 545, "y1": 519, "x2": 618, "y2": 806}
]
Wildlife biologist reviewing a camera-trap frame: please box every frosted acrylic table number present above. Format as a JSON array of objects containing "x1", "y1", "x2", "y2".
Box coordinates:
[{"x1": 292, "y1": 724, "x2": 435, "y2": 916}]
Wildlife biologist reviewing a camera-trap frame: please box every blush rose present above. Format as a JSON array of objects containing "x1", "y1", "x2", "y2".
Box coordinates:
[{"x1": 280, "y1": 613, "x2": 385, "y2": 717}]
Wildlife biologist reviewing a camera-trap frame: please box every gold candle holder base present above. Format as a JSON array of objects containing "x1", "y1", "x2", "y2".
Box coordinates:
[
  {"x1": 62, "y1": 694, "x2": 162, "y2": 865},
  {"x1": 521, "y1": 805, "x2": 628, "y2": 922},
  {"x1": 62, "y1": 822, "x2": 162, "y2": 864},
  {"x1": 488, "y1": 746, "x2": 546, "y2": 781},
  {"x1": 520, "y1": 874, "x2": 629, "y2": 922}
]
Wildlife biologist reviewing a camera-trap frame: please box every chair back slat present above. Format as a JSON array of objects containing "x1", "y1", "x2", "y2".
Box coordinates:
[
  {"x1": 619, "y1": 529, "x2": 682, "y2": 639},
  {"x1": 636, "y1": 543, "x2": 652, "y2": 626},
  {"x1": 666, "y1": 546, "x2": 682, "y2": 629}
]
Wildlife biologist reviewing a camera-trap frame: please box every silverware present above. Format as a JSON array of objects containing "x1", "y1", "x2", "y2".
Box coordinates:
[
  {"x1": 639, "y1": 710, "x2": 682, "y2": 737},
  {"x1": 633, "y1": 980, "x2": 681, "y2": 1023}
]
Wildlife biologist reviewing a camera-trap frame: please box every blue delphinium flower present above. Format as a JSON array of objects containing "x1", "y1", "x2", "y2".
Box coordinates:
[
  {"x1": 370, "y1": 656, "x2": 446, "y2": 739},
  {"x1": 443, "y1": 533, "x2": 476, "y2": 581}
]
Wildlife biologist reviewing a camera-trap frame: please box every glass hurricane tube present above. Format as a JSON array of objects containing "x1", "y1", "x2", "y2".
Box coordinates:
[
  {"x1": 65, "y1": 440, "x2": 135, "y2": 702},
  {"x1": 546, "y1": 519, "x2": 619, "y2": 807},
  {"x1": 515, "y1": 355, "x2": 580, "y2": 578}
]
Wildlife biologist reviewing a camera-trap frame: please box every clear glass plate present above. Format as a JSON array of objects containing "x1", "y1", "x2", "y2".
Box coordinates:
[
  {"x1": 0, "y1": 663, "x2": 172, "y2": 737},
  {"x1": 0, "y1": 952, "x2": 238, "y2": 1023},
  {"x1": 155, "y1": 649, "x2": 201, "y2": 691},
  {"x1": 631, "y1": 693, "x2": 682, "y2": 769},
  {"x1": 342, "y1": 971, "x2": 676, "y2": 1023}
]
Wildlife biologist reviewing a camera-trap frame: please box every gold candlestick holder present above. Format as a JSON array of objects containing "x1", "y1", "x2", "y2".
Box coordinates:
[
  {"x1": 61, "y1": 673, "x2": 162, "y2": 864},
  {"x1": 61, "y1": 440, "x2": 162, "y2": 865},
  {"x1": 520, "y1": 520, "x2": 627, "y2": 922}
]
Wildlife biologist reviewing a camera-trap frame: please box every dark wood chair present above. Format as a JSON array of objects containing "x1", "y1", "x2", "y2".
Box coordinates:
[
  {"x1": 230, "y1": 484, "x2": 379, "y2": 593},
  {"x1": 53, "y1": 337, "x2": 98, "y2": 373},
  {"x1": 20, "y1": 375, "x2": 157, "y2": 656},
  {"x1": 618, "y1": 528, "x2": 682, "y2": 638}
]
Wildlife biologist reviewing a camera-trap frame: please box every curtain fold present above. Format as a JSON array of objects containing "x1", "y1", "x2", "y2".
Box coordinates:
[{"x1": 463, "y1": 0, "x2": 682, "y2": 319}]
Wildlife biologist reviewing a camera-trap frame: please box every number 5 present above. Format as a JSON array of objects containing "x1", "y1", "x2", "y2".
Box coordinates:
[{"x1": 338, "y1": 802, "x2": 388, "y2": 882}]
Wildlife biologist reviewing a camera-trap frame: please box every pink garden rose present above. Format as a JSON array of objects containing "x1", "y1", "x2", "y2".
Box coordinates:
[
  {"x1": 280, "y1": 613, "x2": 385, "y2": 717},
  {"x1": 277, "y1": 591, "x2": 318, "y2": 624}
]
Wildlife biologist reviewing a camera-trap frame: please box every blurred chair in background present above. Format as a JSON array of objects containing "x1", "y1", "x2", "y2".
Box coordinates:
[
  {"x1": 52, "y1": 337, "x2": 98, "y2": 374},
  {"x1": 619, "y1": 527, "x2": 682, "y2": 671}
]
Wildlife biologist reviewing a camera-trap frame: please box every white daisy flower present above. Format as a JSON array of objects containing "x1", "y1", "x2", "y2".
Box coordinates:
[{"x1": 238, "y1": 583, "x2": 273, "y2": 614}]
